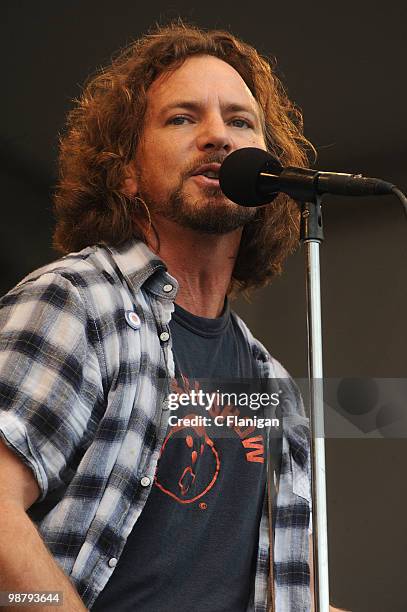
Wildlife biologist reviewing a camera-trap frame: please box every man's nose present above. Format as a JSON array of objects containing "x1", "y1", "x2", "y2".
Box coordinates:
[{"x1": 195, "y1": 115, "x2": 232, "y2": 153}]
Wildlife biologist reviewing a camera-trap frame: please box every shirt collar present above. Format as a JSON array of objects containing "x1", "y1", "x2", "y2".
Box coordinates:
[{"x1": 104, "y1": 238, "x2": 179, "y2": 300}]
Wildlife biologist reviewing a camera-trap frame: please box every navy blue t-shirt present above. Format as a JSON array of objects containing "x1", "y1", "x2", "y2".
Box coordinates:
[{"x1": 92, "y1": 301, "x2": 267, "y2": 611}]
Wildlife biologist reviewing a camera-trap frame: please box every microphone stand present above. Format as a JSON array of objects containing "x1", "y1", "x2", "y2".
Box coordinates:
[{"x1": 300, "y1": 196, "x2": 330, "y2": 611}]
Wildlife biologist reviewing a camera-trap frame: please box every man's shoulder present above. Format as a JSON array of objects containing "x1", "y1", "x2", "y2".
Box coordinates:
[
  {"x1": 12, "y1": 239, "x2": 168, "y2": 301},
  {"x1": 3, "y1": 242, "x2": 141, "y2": 308},
  {"x1": 15, "y1": 244, "x2": 109, "y2": 288},
  {"x1": 0, "y1": 244, "x2": 125, "y2": 328},
  {"x1": 13, "y1": 247, "x2": 96, "y2": 290}
]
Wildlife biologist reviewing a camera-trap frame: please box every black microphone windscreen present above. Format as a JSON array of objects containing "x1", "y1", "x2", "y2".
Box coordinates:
[{"x1": 219, "y1": 147, "x2": 281, "y2": 206}]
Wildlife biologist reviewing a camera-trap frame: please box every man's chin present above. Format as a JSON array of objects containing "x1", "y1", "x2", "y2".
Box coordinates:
[
  {"x1": 186, "y1": 186, "x2": 251, "y2": 214},
  {"x1": 168, "y1": 200, "x2": 256, "y2": 235},
  {"x1": 141, "y1": 186, "x2": 257, "y2": 234}
]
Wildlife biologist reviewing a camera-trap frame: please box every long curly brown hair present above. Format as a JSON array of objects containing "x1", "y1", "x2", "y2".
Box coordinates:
[{"x1": 53, "y1": 21, "x2": 314, "y2": 294}]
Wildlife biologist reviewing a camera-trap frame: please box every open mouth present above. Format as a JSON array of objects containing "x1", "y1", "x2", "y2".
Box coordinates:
[
  {"x1": 192, "y1": 175, "x2": 219, "y2": 186},
  {"x1": 191, "y1": 163, "x2": 221, "y2": 185}
]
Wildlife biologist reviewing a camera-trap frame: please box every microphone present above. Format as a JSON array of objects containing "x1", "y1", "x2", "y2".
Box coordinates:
[{"x1": 219, "y1": 147, "x2": 395, "y2": 206}]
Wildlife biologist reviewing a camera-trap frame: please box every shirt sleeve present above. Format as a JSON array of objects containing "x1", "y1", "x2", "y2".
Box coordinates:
[
  {"x1": 0, "y1": 272, "x2": 104, "y2": 502},
  {"x1": 269, "y1": 356, "x2": 313, "y2": 514}
]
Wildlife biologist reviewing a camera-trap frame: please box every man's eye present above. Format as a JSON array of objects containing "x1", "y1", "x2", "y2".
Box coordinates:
[
  {"x1": 168, "y1": 116, "x2": 191, "y2": 125},
  {"x1": 231, "y1": 118, "x2": 251, "y2": 128}
]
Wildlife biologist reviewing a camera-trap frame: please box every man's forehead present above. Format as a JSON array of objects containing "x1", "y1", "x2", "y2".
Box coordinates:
[{"x1": 146, "y1": 55, "x2": 259, "y2": 114}]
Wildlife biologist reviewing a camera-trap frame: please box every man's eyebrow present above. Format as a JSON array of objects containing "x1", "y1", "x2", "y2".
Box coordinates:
[{"x1": 158, "y1": 100, "x2": 259, "y2": 120}]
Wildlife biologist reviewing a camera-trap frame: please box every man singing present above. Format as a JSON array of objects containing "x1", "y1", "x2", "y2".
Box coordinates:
[{"x1": 0, "y1": 22, "x2": 344, "y2": 612}]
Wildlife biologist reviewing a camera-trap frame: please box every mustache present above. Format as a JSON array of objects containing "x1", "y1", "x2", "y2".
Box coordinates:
[{"x1": 182, "y1": 154, "x2": 227, "y2": 179}]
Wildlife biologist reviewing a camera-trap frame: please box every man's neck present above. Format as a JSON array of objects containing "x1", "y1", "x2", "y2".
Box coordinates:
[{"x1": 146, "y1": 216, "x2": 241, "y2": 318}]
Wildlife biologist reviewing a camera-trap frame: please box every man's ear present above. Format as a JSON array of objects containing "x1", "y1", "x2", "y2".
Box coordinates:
[{"x1": 121, "y1": 162, "x2": 138, "y2": 196}]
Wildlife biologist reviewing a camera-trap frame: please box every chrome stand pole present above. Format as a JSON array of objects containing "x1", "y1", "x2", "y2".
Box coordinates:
[{"x1": 301, "y1": 197, "x2": 330, "y2": 611}]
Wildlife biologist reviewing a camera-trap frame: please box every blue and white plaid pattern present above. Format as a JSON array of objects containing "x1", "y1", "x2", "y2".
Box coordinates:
[{"x1": 0, "y1": 239, "x2": 311, "y2": 611}]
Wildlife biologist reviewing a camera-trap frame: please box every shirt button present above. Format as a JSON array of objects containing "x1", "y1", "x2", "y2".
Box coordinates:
[
  {"x1": 163, "y1": 284, "x2": 173, "y2": 293},
  {"x1": 108, "y1": 558, "x2": 118, "y2": 568},
  {"x1": 159, "y1": 331, "x2": 170, "y2": 342},
  {"x1": 140, "y1": 476, "x2": 151, "y2": 487}
]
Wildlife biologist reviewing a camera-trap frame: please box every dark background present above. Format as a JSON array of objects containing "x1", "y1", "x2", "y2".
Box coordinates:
[{"x1": 2, "y1": 2, "x2": 406, "y2": 610}]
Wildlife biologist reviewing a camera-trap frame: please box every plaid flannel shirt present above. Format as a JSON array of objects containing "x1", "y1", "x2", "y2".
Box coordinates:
[{"x1": 0, "y1": 239, "x2": 311, "y2": 611}]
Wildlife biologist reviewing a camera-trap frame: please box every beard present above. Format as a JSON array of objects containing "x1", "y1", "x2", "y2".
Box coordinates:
[{"x1": 136, "y1": 169, "x2": 257, "y2": 235}]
